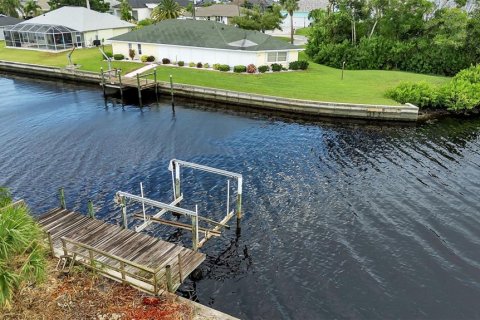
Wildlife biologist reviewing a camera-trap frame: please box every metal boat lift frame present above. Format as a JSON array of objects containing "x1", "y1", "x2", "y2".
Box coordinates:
[{"x1": 114, "y1": 159, "x2": 243, "y2": 250}]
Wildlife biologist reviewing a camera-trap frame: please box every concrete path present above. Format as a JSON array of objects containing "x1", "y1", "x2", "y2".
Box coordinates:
[{"x1": 124, "y1": 63, "x2": 158, "y2": 78}]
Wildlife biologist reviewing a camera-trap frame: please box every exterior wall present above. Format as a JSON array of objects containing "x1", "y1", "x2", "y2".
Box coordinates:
[
  {"x1": 112, "y1": 41, "x2": 301, "y2": 66},
  {"x1": 255, "y1": 50, "x2": 299, "y2": 66},
  {"x1": 133, "y1": 8, "x2": 152, "y2": 21},
  {"x1": 84, "y1": 27, "x2": 132, "y2": 46}
]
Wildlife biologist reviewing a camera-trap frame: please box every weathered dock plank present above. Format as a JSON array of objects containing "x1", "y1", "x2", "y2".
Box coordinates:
[{"x1": 37, "y1": 208, "x2": 206, "y2": 295}]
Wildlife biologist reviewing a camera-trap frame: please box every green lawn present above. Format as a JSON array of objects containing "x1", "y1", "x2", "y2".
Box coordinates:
[
  {"x1": 0, "y1": 43, "x2": 140, "y2": 75},
  {"x1": 0, "y1": 41, "x2": 449, "y2": 104},
  {"x1": 295, "y1": 27, "x2": 311, "y2": 36}
]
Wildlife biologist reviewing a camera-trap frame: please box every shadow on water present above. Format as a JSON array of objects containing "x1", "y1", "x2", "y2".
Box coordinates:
[{"x1": 1, "y1": 74, "x2": 480, "y2": 319}]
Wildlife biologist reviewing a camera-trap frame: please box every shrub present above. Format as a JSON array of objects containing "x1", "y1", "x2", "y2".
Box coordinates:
[
  {"x1": 197, "y1": 62, "x2": 203, "y2": 68},
  {"x1": 247, "y1": 64, "x2": 256, "y2": 73},
  {"x1": 128, "y1": 49, "x2": 135, "y2": 60},
  {"x1": 298, "y1": 60, "x2": 309, "y2": 70},
  {"x1": 438, "y1": 80, "x2": 480, "y2": 111},
  {"x1": 204, "y1": 63, "x2": 210, "y2": 69},
  {"x1": 189, "y1": 62, "x2": 196, "y2": 67},
  {"x1": 162, "y1": 58, "x2": 170, "y2": 64},
  {"x1": 213, "y1": 63, "x2": 221, "y2": 70},
  {"x1": 385, "y1": 81, "x2": 440, "y2": 109},
  {"x1": 178, "y1": 61, "x2": 184, "y2": 67},
  {"x1": 258, "y1": 65, "x2": 270, "y2": 73},
  {"x1": 0, "y1": 188, "x2": 47, "y2": 307},
  {"x1": 289, "y1": 61, "x2": 300, "y2": 70},
  {"x1": 234, "y1": 65, "x2": 247, "y2": 73},
  {"x1": 271, "y1": 63, "x2": 282, "y2": 72},
  {"x1": 141, "y1": 55, "x2": 149, "y2": 63},
  {"x1": 101, "y1": 51, "x2": 113, "y2": 60},
  {"x1": 218, "y1": 64, "x2": 230, "y2": 72},
  {"x1": 147, "y1": 56, "x2": 155, "y2": 62},
  {"x1": 113, "y1": 54, "x2": 124, "y2": 60}
]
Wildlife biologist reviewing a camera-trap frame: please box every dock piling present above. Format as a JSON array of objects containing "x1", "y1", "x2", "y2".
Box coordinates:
[
  {"x1": 88, "y1": 200, "x2": 95, "y2": 219},
  {"x1": 170, "y1": 75, "x2": 175, "y2": 106},
  {"x1": 154, "y1": 68, "x2": 158, "y2": 98},
  {"x1": 120, "y1": 197, "x2": 128, "y2": 229},
  {"x1": 136, "y1": 73, "x2": 142, "y2": 107},
  {"x1": 58, "y1": 187, "x2": 66, "y2": 209},
  {"x1": 100, "y1": 67, "x2": 106, "y2": 97},
  {"x1": 166, "y1": 265, "x2": 173, "y2": 292}
]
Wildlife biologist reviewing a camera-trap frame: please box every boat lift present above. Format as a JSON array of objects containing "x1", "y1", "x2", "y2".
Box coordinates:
[{"x1": 114, "y1": 159, "x2": 243, "y2": 250}]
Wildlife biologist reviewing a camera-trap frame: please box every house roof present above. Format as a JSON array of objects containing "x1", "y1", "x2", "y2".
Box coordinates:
[
  {"x1": 0, "y1": 14, "x2": 23, "y2": 27},
  {"x1": 109, "y1": 19, "x2": 300, "y2": 51},
  {"x1": 18, "y1": 6, "x2": 134, "y2": 32},
  {"x1": 195, "y1": 4, "x2": 241, "y2": 17},
  {"x1": 112, "y1": 0, "x2": 190, "y2": 9},
  {"x1": 230, "y1": 0, "x2": 273, "y2": 8}
]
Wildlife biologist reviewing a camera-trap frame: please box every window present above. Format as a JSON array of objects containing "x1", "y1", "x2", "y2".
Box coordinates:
[
  {"x1": 137, "y1": 43, "x2": 142, "y2": 54},
  {"x1": 267, "y1": 52, "x2": 288, "y2": 63},
  {"x1": 267, "y1": 52, "x2": 276, "y2": 63},
  {"x1": 128, "y1": 43, "x2": 132, "y2": 50}
]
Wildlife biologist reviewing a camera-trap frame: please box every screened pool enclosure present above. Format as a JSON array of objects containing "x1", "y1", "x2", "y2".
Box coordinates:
[{"x1": 3, "y1": 23, "x2": 84, "y2": 51}]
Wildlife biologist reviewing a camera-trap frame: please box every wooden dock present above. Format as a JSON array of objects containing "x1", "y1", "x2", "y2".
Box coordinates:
[{"x1": 39, "y1": 208, "x2": 205, "y2": 295}]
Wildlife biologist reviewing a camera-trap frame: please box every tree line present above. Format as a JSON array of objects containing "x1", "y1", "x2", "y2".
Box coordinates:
[{"x1": 305, "y1": 0, "x2": 480, "y2": 76}]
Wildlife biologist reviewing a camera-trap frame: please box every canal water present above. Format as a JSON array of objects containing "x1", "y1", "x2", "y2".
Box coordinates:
[{"x1": 1, "y1": 75, "x2": 480, "y2": 319}]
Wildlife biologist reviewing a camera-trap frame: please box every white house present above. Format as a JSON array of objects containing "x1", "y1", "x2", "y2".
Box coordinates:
[
  {"x1": 182, "y1": 4, "x2": 241, "y2": 25},
  {"x1": 281, "y1": 0, "x2": 328, "y2": 29},
  {"x1": 3, "y1": 6, "x2": 134, "y2": 50},
  {"x1": 109, "y1": 19, "x2": 302, "y2": 66}
]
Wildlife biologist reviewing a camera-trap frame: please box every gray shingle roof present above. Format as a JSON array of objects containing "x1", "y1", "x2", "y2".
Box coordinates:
[
  {"x1": 0, "y1": 14, "x2": 23, "y2": 27},
  {"x1": 195, "y1": 4, "x2": 241, "y2": 17},
  {"x1": 109, "y1": 19, "x2": 300, "y2": 51},
  {"x1": 18, "y1": 6, "x2": 134, "y2": 32}
]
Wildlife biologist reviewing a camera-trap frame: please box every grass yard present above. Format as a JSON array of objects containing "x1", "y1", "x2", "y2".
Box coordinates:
[
  {"x1": 295, "y1": 27, "x2": 311, "y2": 36},
  {"x1": 0, "y1": 41, "x2": 449, "y2": 105},
  {"x1": 0, "y1": 42, "x2": 140, "y2": 75}
]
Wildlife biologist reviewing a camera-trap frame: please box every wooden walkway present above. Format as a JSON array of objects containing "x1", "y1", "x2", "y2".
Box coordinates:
[{"x1": 39, "y1": 208, "x2": 205, "y2": 295}]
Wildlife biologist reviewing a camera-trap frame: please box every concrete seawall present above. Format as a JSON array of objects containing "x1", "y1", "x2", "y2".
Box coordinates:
[{"x1": 0, "y1": 61, "x2": 419, "y2": 121}]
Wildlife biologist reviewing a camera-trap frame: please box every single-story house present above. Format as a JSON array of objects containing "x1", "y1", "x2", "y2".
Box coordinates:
[
  {"x1": 231, "y1": 0, "x2": 273, "y2": 9},
  {"x1": 112, "y1": 0, "x2": 190, "y2": 21},
  {"x1": 0, "y1": 15, "x2": 22, "y2": 40},
  {"x1": 3, "y1": 6, "x2": 134, "y2": 51},
  {"x1": 109, "y1": 19, "x2": 302, "y2": 66},
  {"x1": 182, "y1": 4, "x2": 241, "y2": 25}
]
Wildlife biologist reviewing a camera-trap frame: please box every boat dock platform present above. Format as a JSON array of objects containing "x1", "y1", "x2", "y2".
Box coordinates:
[
  {"x1": 39, "y1": 207, "x2": 205, "y2": 295},
  {"x1": 38, "y1": 159, "x2": 243, "y2": 297}
]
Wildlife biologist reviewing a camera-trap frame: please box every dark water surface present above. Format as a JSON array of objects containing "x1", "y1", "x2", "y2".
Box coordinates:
[{"x1": 1, "y1": 75, "x2": 480, "y2": 319}]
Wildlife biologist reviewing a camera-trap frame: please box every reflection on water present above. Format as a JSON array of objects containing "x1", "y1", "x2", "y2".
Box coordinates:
[{"x1": 1, "y1": 74, "x2": 480, "y2": 319}]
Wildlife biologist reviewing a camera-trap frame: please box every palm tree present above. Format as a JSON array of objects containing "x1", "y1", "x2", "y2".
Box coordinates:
[
  {"x1": 0, "y1": 0, "x2": 23, "y2": 18},
  {"x1": 280, "y1": 0, "x2": 299, "y2": 44},
  {"x1": 151, "y1": 0, "x2": 182, "y2": 22},
  {"x1": 22, "y1": 0, "x2": 41, "y2": 18}
]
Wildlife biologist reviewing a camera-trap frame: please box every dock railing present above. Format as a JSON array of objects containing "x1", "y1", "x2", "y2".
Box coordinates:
[{"x1": 59, "y1": 236, "x2": 183, "y2": 295}]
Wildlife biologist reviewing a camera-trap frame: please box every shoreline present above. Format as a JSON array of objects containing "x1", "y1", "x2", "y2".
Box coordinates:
[{"x1": 0, "y1": 60, "x2": 419, "y2": 122}]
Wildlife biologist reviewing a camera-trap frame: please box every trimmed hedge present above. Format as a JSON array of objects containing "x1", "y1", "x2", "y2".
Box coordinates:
[
  {"x1": 101, "y1": 51, "x2": 113, "y2": 60},
  {"x1": 147, "y1": 56, "x2": 155, "y2": 62},
  {"x1": 178, "y1": 61, "x2": 184, "y2": 67},
  {"x1": 258, "y1": 65, "x2": 270, "y2": 73},
  {"x1": 271, "y1": 63, "x2": 282, "y2": 72},
  {"x1": 113, "y1": 54, "x2": 124, "y2": 60},
  {"x1": 197, "y1": 62, "x2": 203, "y2": 68},
  {"x1": 218, "y1": 64, "x2": 230, "y2": 72},
  {"x1": 189, "y1": 62, "x2": 196, "y2": 67},
  {"x1": 234, "y1": 65, "x2": 247, "y2": 73},
  {"x1": 204, "y1": 63, "x2": 210, "y2": 68},
  {"x1": 162, "y1": 58, "x2": 170, "y2": 64}
]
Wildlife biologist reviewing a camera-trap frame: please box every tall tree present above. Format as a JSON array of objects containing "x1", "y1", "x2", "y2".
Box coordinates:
[
  {"x1": 280, "y1": 0, "x2": 299, "y2": 44},
  {"x1": 232, "y1": 4, "x2": 284, "y2": 32},
  {"x1": 0, "y1": 0, "x2": 22, "y2": 17},
  {"x1": 23, "y1": 0, "x2": 41, "y2": 17},
  {"x1": 151, "y1": 0, "x2": 182, "y2": 22},
  {"x1": 119, "y1": 0, "x2": 132, "y2": 20}
]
